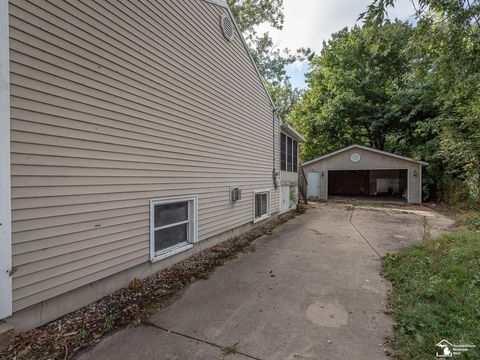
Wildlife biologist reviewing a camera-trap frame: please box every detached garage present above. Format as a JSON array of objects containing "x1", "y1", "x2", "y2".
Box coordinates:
[{"x1": 303, "y1": 145, "x2": 428, "y2": 204}]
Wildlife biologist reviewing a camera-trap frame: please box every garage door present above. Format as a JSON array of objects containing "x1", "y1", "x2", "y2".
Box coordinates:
[{"x1": 328, "y1": 169, "x2": 408, "y2": 201}]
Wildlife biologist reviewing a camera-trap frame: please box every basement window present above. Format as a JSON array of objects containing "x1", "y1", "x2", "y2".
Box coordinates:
[
  {"x1": 150, "y1": 195, "x2": 198, "y2": 262},
  {"x1": 253, "y1": 189, "x2": 271, "y2": 223}
]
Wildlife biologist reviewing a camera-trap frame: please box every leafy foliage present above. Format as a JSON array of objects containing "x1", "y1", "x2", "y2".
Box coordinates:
[
  {"x1": 290, "y1": 0, "x2": 480, "y2": 206},
  {"x1": 227, "y1": 0, "x2": 285, "y2": 33},
  {"x1": 290, "y1": 21, "x2": 414, "y2": 157},
  {"x1": 228, "y1": 0, "x2": 310, "y2": 116}
]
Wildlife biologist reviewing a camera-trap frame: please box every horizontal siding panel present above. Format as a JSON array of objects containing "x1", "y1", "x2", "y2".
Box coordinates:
[
  {"x1": 10, "y1": 2, "x2": 270, "y2": 119},
  {"x1": 9, "y1": 30, "x2": 268, "y2": 125},
  {"x1": 12, "y1": 254, "x2": 147, "y2": 312},
  {"x1": 11, "y1": 165, "x2": 274, "y2": 179},
  {"x1": 10, "y1": 0, "x2": 280, "y2": 311},
  {"x1": 10, "y1": 105, "x2": 271, "y2": 161},
  {"x1": 10, "y1": 79, "x2": 271, "y2": 151},
  {"x1": 13, "y1": 240, "x2": 148, "y2": 291},
  {"x1": 79, "y1": 0, "x2": 268, "y2": 106},
  {"x1": 12, "y1": 181, "x2": 276, "y2": 199},
  {"x1": 12, "y1": 206, "x2": 146, "y2": 234},
  {"x1": 10, "y1": 108, "x2": 273, "y2": 164},
  {"x1": 9, "y1": 2, "x2": 268, "y2": 111},
  {"x1": 10, "y1": 152, "x2": 272, "y2": 174},
  {"x1": 10, "y1": 58, "x2": 272, "y2": 139},
  {"x1": 12, "y1": 175, "x2": 276, "y2": 188},
  {"x1": 14, "y1": 232, "x2": 147, "y2": 277},
  {"x1": 12, "y1": 129, "x2": 265, "y2": 165},
  {"x1": 13, "y1": 251, "x2": 148, "y2": 307},
  {"x1": 13, "y1": 217, "x2": 148, "y2": 250},
  {"x1": 12, "y1": 187, "x2": 270, "y2": 221}
]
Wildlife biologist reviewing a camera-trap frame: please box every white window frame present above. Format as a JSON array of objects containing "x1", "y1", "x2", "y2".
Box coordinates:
[
  {"x1": 149, "y1": 195, "x2": 198, "y2": 263},
  {"x1": 253, "y1": 189, "x2": 271, "y2": 223}
]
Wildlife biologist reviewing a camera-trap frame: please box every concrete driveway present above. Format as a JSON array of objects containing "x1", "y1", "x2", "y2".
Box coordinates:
[{"x1": 77, "y1": 203, "x2": 452, "y2": 360}]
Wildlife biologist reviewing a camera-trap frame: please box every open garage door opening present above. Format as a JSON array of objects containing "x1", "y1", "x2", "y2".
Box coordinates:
[{"x1": 328, "y1": 169, "x2": 408, "y2": 202}]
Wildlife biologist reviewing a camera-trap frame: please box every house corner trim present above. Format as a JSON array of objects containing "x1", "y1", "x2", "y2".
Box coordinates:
[{"x1": 0, "y1": 0, "x2": 12, "y2": 319}]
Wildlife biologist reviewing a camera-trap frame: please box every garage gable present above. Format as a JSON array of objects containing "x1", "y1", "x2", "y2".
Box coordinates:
[{"x1": 302, "y1": 144, "x2": 428, "y2": 168}]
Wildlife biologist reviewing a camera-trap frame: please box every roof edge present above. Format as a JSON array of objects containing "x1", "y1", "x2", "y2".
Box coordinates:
[
  {"x1": 202, "y1": 0, "x2": 228, "y2": 8},
  {"x1": 281, "y1": 123, "x2": 305, "y2": 143},
  {"x1": 302, "y1": 144, "x2": 428, "y2": 166}
]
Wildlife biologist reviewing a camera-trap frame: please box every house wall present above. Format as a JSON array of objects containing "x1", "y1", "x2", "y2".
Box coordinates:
[
  {"x1": 280, "y1": 170, "x2": 298, "y2": 185},
  {"x1": 7, "y1": 213, "x2": 273, "y2": 331},
  {"x1": 303, "y1": 148, "x2": 422, "y2": 203},
  {"x1": 8, "y1": 0, "x2": 279, "y2": 314}
]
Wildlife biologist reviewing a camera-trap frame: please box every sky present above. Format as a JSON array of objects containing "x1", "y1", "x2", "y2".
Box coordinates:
[{"x1": 256, "y1": 0, "x2": 418, "y2": 88}]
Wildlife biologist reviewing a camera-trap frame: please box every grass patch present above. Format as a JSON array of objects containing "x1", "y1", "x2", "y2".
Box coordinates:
[
  {"x1": 384, "y1": 229, "x2": 480, "y2": 359},
  {"x1": 222, "y1": 343, "x2": 238, "y2": 355},
  {"x1": 455, "y1": 212, "x2": 480, "y2": 231},
  {"x1": 75, "y1": 329, "x2": 89, "y2": 342}
]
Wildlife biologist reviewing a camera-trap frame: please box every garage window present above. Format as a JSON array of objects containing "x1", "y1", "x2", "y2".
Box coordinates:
[
  {"x1": 150, "y1": 195, "x2": 197, "y2": 262},
  {"x1": 281, "y1": 133, "x2": 298, "y2": 173},
  {"x1": 253, "y1": 189, "x2": 271, "y2": 222}
]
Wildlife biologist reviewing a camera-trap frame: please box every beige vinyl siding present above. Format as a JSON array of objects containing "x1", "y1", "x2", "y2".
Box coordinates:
[
  {"x1": 10, "y1": 0, "x2": 278, "y2": 311},
  {"x1": 303, "y1": 148, "x2": 422, "y2": 204}
]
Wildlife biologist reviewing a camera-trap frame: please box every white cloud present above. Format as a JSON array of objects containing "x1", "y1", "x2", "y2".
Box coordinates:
[
  {"x1": 257, "y1": 0, "x2": 417, "y2": 54},
  {"x1": 254, "y1": 0, "x2": 418, "y2": 88}
]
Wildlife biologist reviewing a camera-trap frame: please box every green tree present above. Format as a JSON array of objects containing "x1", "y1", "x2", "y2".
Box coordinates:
[
  {"x1": 227, "y1": 0, "x2": 310, "y2": 115},
  {"x1": 291, "y1": 0, "x2": 479, "y2": 205},
  {"x1": 227, "y1": 0, "x2": 285, "y2": 34},
  {"x1": 362, "y1": 0, "x2": 480, "y2": 206},
  {"x1": 290, "y1": 21, "x2": 414, "y2": 159}
]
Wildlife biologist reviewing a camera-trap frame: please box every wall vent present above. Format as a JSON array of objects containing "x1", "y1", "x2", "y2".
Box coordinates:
[
  {"x1": 220, "y1": 14, "x2": 234, "y2": 41},
  {"x1": 230, "y1": 187, "x2": 242, "y2": 202}
]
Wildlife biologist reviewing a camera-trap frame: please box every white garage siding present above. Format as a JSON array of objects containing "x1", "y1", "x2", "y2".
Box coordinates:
[
  {"x1": 9, "y1": 0, "x2": 279, "y2": 312},
  {"x1": 303, "y1": 146, "x2": 424, "y2": 204}
]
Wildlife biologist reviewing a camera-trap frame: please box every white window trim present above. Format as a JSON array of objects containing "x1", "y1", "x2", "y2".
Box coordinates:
[
  {"x1": 0, "y1": 1, "x2": 12, "y2": 320},
  {"x1": 253, "y1": 189, "x2": 271, "y2": 223},
  {"x1": 149, "y1": 195, "x2": 198, "y2": 263}
]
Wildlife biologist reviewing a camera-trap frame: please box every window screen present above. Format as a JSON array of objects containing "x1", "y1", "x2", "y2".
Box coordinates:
[
  {"x1": 152, "y1": 201, "x2": 190, "y2": 253},
  {"x1": 254, "y1": 192, "x2": 269, "y2": 219},
  {"x1": 281, "y1": 133, "x2": 299, "y2": 173},
  {"x1": 293, "y1": 139, "x2": 298, "y2": 173},
  {"x1": 287, "y1": 136, "x2": 293, "y2": 172}
]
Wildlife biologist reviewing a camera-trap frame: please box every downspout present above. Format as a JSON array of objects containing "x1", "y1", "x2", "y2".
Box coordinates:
[{"x1": 272, "y1": 108, "x2": 278, "y2": 189}]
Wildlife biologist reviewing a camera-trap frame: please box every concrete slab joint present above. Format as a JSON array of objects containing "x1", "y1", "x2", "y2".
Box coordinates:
[{"x1": 77, "y1": 203, "x2": 452, "y2": 360}]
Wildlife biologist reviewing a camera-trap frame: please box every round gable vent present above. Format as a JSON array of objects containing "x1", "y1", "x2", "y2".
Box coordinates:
[
  {"x1": 220, "y1": 14, "x2": 234, "y2": 41},
  {"x1": 351, "y1": 153, "x2": 361, "y2": 163}
]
